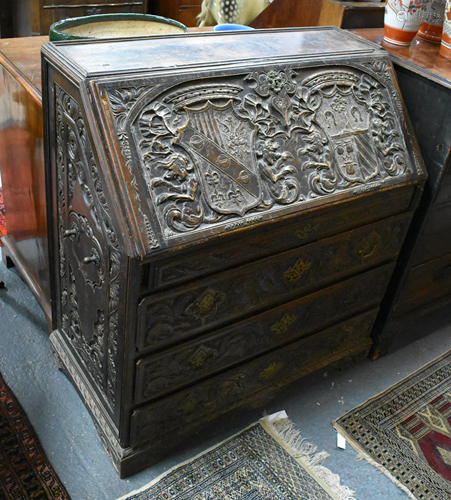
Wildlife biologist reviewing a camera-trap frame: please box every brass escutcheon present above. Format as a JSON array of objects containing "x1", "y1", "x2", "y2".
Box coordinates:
[
  {"x1": 187, "y1": 346, "x2": 215, "y2": 371},
  {"x1": 259, "y1": 362, "x2": 284, "y2": 380},
  {"x1": 271, "y1": 313, "x2": 298, "y2": 335},
  {"x1": 283, "y1": 259, "x2": 311, "y2": 282},
  {"x1": 295, "y1": 223, "x2": 318, "y2": 240},
  {"x1": 187, "y1": 291, "x2": 224, "y2": 319}
]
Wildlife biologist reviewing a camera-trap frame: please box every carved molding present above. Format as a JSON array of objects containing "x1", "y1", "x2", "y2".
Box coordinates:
[
  {"x1": 108, "y1": 86, "x2": 160, "y2": 250},
  {"x1": 49, "y1": 331, "x2": 134, "y2": 470}
]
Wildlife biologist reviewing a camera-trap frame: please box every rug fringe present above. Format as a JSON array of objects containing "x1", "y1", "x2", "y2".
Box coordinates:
[
  {"x1": 262, "y1": 415, "x2": 356, "y2": 500},
  {"x1": 356, "y1": 452, "x2": 418, "y2": 500}
]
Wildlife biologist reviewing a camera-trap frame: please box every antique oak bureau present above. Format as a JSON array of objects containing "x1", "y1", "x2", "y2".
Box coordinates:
[{"x1": 41, "y1": 27, "x2": 425, "y2": 476}]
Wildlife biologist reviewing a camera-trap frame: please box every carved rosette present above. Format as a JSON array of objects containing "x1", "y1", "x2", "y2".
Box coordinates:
[
  {"x1": 55, "y1": 85, "x2": 121, "y2": 409},
  {"x1": 106, "y1": 65, "x2": 412, "y2": 240}
]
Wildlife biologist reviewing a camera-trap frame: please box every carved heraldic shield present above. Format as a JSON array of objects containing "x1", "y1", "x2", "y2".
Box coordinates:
[{"x1": 179, "y1": 101, "x2": 261, "y2": 216}]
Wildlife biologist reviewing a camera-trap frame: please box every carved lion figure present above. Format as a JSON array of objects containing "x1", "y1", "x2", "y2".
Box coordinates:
[{"x1": 197, "y1": 0, "x2": 273, "y2": 27}]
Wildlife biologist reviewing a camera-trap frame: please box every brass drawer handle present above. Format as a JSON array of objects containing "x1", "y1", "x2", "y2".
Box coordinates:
[
  {"x1": 259, "y1": 362, "x2": 284, "y2": 380},
  {"x1": 271, "y1": 313, "x2": 298, "y2": 335},
  {"x1": 83, "y1": 249, "x2": 100, "y2": 267},
  {"x1": 283, "y1": 259, "x2": 311, "y2": 282},
  {"x1": 63, "y1": 228, "x2": 78, "y2": 238}
]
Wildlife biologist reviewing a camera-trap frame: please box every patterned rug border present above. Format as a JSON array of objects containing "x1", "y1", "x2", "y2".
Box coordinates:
[
  {"x1": 118, "y1": 412, "x2": 356, "y2": 500},
  {"x1": 0, "y1": 372, "x2": 70, "y2": 500},
  {"x1": 333, "y1": 349, "x2": 451, "y2": 500}
]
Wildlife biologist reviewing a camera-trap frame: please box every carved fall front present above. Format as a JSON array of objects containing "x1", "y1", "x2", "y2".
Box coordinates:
[{"x1": 107, "y1": 63, "x2": 412, "y2": 242}]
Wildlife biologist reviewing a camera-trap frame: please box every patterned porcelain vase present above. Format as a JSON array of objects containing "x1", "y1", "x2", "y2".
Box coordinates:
[
  {"x1": 384, "y1": 0, "x2": 424, "y2": 45},
  {"x1": 440, "y1": 0, "x2": 451, "y2": 58},
  {"x1": 417, "y1": 0, "x2": 446, "y2": 42}
]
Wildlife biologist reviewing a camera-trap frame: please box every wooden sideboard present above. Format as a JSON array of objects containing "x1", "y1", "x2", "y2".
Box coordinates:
[
  {"x1": 153, "y1": 0, "x2": 202, "y2": 28},
  {"x1": 352, "y1": 29, "x2": 451, "y2": 356},
  {"x1": 4, "y1": 0, "x2": 148, "y2": 37},
  {"x1": 152, "y1": 0, "x2": 385, "y2": 29},
  {"x1": 0, "y1": 36, "x2": 50, "y2": 324},
  {"x1": 250, "y1": 0, "x2": 385, "y2": 30}
]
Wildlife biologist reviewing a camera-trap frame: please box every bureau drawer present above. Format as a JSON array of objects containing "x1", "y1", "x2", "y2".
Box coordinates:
[
  {"x1": 143, "y1": 186, "x2": 415, "y2": 292},
  {"x1": 131, "y1": 309, "x2": 376, "y2": 447},
  {"x1": 134, "y1": 263, "x2": 394, "y2": 404},
  {"x1": 411, "y1": 204, "x2": 451, "y2": 266},
  {"x1": 137, "y1": 213, "x2": 411, "y2": 352},
  {"x1": 392, "y1": 252, "x2": 451, "y2": 317}
]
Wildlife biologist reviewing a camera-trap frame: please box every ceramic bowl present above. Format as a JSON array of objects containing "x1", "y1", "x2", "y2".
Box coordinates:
[{"x1": 49, "y1": 13, "x2": 188, "y2": 41}]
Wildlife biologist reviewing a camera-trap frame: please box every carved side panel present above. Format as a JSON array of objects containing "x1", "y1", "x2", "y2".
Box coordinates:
[
  {"x1": 105, "y1": 63, "x2": 416, "y2": 244},
  {"x1": 137, "y1": 213, "x2": 411, "y2": 352},
  {"x1": 55, "y1": 86, "x2": 122, "y2": 410}
]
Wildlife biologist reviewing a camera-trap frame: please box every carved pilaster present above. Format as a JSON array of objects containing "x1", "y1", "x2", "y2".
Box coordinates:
[{"x1": 55, "y1": 86, "x2": 122, "y2": 409}]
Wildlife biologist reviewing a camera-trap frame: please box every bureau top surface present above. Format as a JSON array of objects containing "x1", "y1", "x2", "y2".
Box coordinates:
[
  {"x1": 45, "y1": 27, "x2": 380, "y2": 76},
  {"x1": 43, "y1": 27, "x2": 425, "y2": 257}
]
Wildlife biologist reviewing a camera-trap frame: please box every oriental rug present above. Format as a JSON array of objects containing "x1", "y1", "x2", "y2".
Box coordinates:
[
  {"x1": 0, "y1": 372, "x2": 70, "y2": 500},
  {"x1": 334, "y1": 349, "x2": 451, "y2": 500},
  {"x1": 0, "y1": 187, "x2": 6, "y2": 246},
  {"x1": 118, "y1": 412, "x2": 355, "y2": 500}
]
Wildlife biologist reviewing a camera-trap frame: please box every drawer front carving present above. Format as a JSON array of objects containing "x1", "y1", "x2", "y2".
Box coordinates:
[
  {"x1": 134, "y1": 263, "x2": 394, "y2": 403},
  {"x1": 137, "y1": 213, "x2": 410, "y2": 352},
  {"x1": 144, "y1": 174, "x2": 414, "y2": 293},
  {"x1": 131, "y1": 310, "x2": 376, "y2": 447},
  {"x1": 392, "y1": 252, "x2": 451, "y2": 317}
]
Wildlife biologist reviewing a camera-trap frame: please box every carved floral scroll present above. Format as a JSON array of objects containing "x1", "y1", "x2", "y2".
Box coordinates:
[{"x1": 107, "y1": 65, "x2": 411, "y2": 239}]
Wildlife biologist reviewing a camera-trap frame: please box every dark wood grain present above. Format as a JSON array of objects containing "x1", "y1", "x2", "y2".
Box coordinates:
[
  {"x1": 0, "y1": 40, "x2": 50, "y2": 324},
  {"x1": 250, "y1": 0, "x2": 384, "y2": 29},
  {"x1": 155, "y1": 0, "x2": 202, "y2": 27},
  {"x1": 9, "y1": 0, "x2": 149, "y2": 37}
]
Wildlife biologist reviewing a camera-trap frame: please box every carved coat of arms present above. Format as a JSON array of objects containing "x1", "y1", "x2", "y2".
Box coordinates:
[
  {"x1": 178, "y1": 101, "x2": 261, "y2": 216},
  {"x1": 303, "y1": 73, "x2": 379, "y2": 184},
  {"x1": 108, "y1": 64, "x2": 413, "y2": 241}
]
